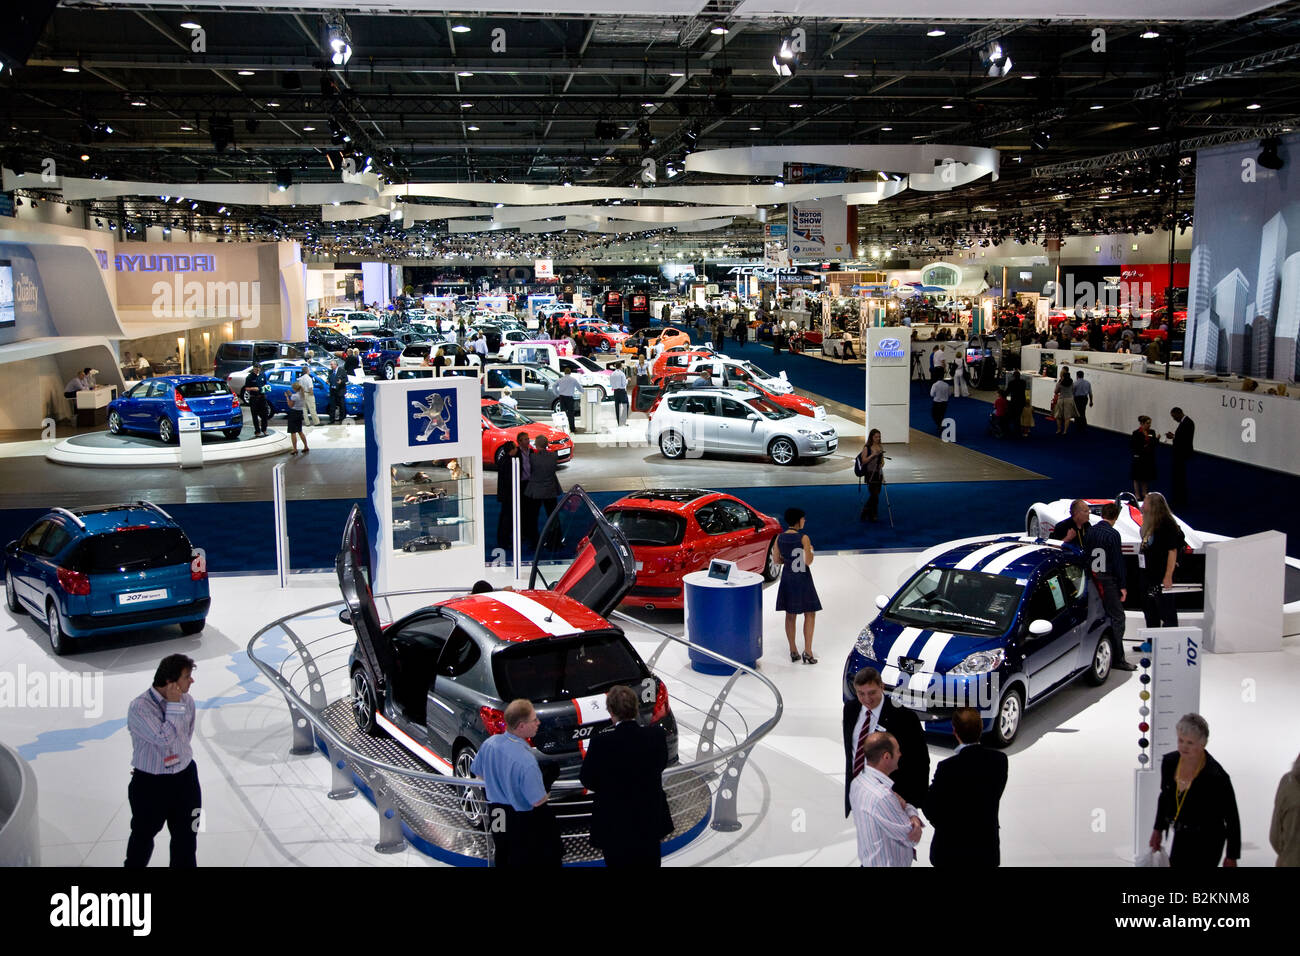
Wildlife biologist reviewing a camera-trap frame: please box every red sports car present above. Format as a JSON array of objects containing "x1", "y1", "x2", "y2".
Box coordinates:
[
  {"x1": 481, "y1": 398, "x2": 573, "y2": 468},
  {"x1": 604, "y1": 489, "x2": 781, "y2": 610},
  {"x1": 572, "y1": 322, "x2": 628, "y2": 352}
]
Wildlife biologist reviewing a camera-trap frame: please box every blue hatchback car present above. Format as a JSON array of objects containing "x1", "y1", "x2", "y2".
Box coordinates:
[
  {"x1": 4, "y1": 502, "x2": 210, "y2": 655},
  {"x1": 842, "y1": 536, "x2": 1115, "y2": 747},
  {"x1": 108, "y1": 375, "x2": 244, "y2": 443},
  {"x1": 262, "y1": 366, "x2": 364, "y2": 418}
]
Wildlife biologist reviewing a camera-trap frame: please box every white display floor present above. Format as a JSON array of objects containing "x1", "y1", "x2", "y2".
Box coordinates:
[{"x1": 5, "y1": 552, "x2": 1296, "y2": 867}]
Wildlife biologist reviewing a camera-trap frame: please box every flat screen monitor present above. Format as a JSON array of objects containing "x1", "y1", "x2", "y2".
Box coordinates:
[{"x1": 708, "y1": 559, "x2": 734, "y2": 582}]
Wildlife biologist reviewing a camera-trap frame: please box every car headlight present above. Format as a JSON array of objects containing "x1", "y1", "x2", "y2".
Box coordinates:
[
  {"x1": 854, "y1": 625, "x2": 874, "y2": 657},
  {"x1": 949, "y1": 648, "x2": 1006, "y2": 675},
  {"x1": 797, "y1": 428, "x2": 813, "y2": 435}
]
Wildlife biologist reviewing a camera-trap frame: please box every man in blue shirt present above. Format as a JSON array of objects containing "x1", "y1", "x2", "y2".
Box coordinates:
[
  {"x1": 471, "y1": 699, "x2": 559, "y2": 865},
  {"x1": 1091, "y1": 501, "x2": 1137, "y2": 671}
]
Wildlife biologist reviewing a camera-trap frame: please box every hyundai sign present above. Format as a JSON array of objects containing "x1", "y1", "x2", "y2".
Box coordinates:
[{"x1": 873, "y1": 337, "x2": 906, "y2": 360}]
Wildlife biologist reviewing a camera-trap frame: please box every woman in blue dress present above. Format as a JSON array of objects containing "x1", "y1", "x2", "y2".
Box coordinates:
[{"x1": 773, "y1": 507, "x2": 822, "y2": 664}]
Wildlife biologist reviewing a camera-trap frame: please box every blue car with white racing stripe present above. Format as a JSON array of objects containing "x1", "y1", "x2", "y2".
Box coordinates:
[{"x1": 843, "y1": 535, "x2": 1116, "y2": 746}]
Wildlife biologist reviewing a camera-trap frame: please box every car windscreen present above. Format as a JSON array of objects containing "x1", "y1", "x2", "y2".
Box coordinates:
[
  {"x1": 177, "y1": 380, "x2": 227, "y2": 398},
  {"x1": 483, "y1": 403, "x2": 534, "y2": 427},
  {"x1": 745, "y1": 396, "x2": 795, "y2": 420},
  {"x1": 492, "y1": 633, "x2": 645, "y2": 701},
  {"x1": 885, "y1": 565, "x2": 1025, "y2": 637},
  {"x1": 742, "y1": 361, "x2": 774, "y2": 378},
  {"x1": 573, "y1": 356, "x2": 603, "y2": 372},
  {"x1": 605, "y1": 509, "x2": 686, "y2": 547},
  {"x1": 68, "y1": 528, "x2": 192, "y2": 574}
]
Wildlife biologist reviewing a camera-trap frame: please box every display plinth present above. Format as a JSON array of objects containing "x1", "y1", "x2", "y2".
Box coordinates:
[
  {"x1": 1204, "y1": 531, "x2": 1285, "y2": 653},
  {"x1": 363, "y1": 376, "x2": 484, "y2": 594},
  {"x1": 864, "y1": 327, "x2": 911, "y2": 444},
  {"x1": 682, "y1": 568, "x2": 763, "y2": 674}
]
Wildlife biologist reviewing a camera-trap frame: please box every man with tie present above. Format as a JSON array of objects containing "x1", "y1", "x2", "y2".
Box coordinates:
[
  {"x1": 1165, "y1": 407, "x2": 1195, "y2": 509},
  {"x1": 843, "y1": 667, "x2": 929, "y2": 816},
  {"x1": 579, "y1": 685, "x2": 674, "y2": 866},
  {"x1": 851, "y1": 732, "x2": 924, "y2": 867},
  {"x1": 923, "y1": 708, "x2": 1009, "y2": 867}
]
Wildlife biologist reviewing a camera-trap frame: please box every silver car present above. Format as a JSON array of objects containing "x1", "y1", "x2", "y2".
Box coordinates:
[{"x1": 647, "y1": 386, "x2": 838, "y2": 466}]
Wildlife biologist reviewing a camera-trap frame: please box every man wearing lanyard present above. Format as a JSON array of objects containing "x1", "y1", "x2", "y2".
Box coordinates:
[{"x1": 125, "y1": 654, "x2": 201, "y2": 867}]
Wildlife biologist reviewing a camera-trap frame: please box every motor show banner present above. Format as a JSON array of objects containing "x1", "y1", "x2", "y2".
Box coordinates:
[
  {"x1": 787, "y1": 195, "x2": 855, "y2": 260},
  {"x1": 1185, "y1": 131, "x2": 1300, "y2": 382}
]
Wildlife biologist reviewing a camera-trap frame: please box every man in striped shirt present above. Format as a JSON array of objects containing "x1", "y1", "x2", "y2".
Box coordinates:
[
  {"x1": 125, "y1": 654, "x2": 201, "y2": 867},
  {"x1": 850, "y1": 731, "x2": 924, "y2": 867}
]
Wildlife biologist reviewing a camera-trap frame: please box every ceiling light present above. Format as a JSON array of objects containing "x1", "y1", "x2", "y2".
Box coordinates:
[
  {"x1": 1141, "y1": 28, "x2": 1160, "y2": 39},
  {"x1": 180, "y1": 20, "x2": 201, "y2": 30},
  {"x1": 1148, "y1": 124, "x2": 1161, "y2": 130},
  {"x1": 326, "y1": 15, "x2": 353, "y2": 66},
  {"x1": 467, "y1": 125, "x2": 480, "y2": 131},
  {"x1": 844, "y1": 73, "x2": 858, "y2": 78},
  {"x1": 80, "y1": 153, "x2": 89, "y2": 161},
  {"x1": 1247, "y1": 102, "x2": 1261, "y2": 110},
  {"x1": 457, "y1": 71, "x2": 474, "y2": 78},
  {"x1": 941, "y1": 103, "x2": 954, "y2": 109},
  {"x1": 63, "y1": 65, "x2": 80, "y2": 73},
  {"x1": 237, "y1": 70, "x2": 255, "y2": 76},
  {"x1": 789, "y1": 102, "x2": 803, "y2": 109},
  {"x1": 927, "y1": 28, "x2": 946, "y2": 37},
  {"x1": 773, "y1": 32, "x2": 800, "y2": 77},
  {"x1": 1021, "y1": 73, "x2": 1037, "y2": 80},
  {"x1": 451, "y1": 24, "x2": 471, "y2": 34},
  {"x1": 130, "y1": 99, "x2": 147, "y2": 107},
  {"x1": 669, "y1": 71, "x2": 685, "y2": 77},
  {"x1": 749, "y1": 125, "x2": 762, "y2": 131},
  {"x1": 180, "y1": 124, "x2": 194, "y2": 131},
  {"x1": 710, "y1": 24, "x2": 729, "y2": 35},
  {"x1": 1090, "y1": 103, "x2": 1104, "y2": 110},
  {"x1": 302, "y1": 125, "x2": 316, "y2": 131},
  {"x1": 880, "y1": 126, "x2": 893, "y2": 131},
  {"x1": 460, "y1": 101, "x2": 473, "y2": 108},
  {"x1": 642, "y1": 101, "x2": 655, "y2": 108}
]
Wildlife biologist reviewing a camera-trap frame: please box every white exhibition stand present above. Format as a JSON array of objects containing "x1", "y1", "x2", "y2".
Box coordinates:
[
  {"x1": 1204, "y1": 531, "x2": 1286, "y2": 653},
  {"x1": 864, "y1": 327, "x2": 911, "y2": 444},
  {"x1": 1132, "y1": 626, "x2": 1202, "y2": 863},
  {"x1": 176, "y1": 415, "x2": 203, "y2": 469}
]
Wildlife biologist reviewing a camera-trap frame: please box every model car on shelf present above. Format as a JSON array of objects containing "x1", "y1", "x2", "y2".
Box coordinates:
[
  {"x1": 843, "y1": 534, "x2": 1116, "y2": 747},
  {"x1": 261, "y1": 366, "x2": 364, "y2": 418},
  {"x1": 603, "y1": 489, "x2": 781, "y2": 610},
  {"x1": 401, "y1": 534, "x2": 453, "y2": 552},
  {"x1": 646, "y1": 385, "x2": 838, "y2": 465},
  {"x1": 571, "y1": 321, "x2": 628, "y2": 353},
  {"x1": 481, "y1": 398, "x2": 573, "y2": 468},
  {"x1": 108, "y1": 375, "x2": 244, "y2": 443},
  {"x1": 4, "y1": 501, "x2": 209, "y2": 655},
  {"x1": 338, "y1": 491, "x2": 676, "y2": 822}
]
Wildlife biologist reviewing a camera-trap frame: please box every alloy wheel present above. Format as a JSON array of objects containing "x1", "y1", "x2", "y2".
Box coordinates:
[
  {"x1": 455, "y1": 749, "x2": 486, "y2": 826},
  {"x1": 999, "y1": 691, "x2": 1021, "y2": 741},
  {"x1": 108, "y1": 411, "x2": 122, "y2": 434},
  {"x1": 769, "y1": 438, "x2": 796, "y2": 465}
]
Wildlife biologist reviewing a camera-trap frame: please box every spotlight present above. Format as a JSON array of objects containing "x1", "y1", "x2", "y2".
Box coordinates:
[
  {"x1": 275, "y1": 167, "x2": 293, "y2": 190},
  {"x1": 927, "y1": 27, "x2": 946, "y2": 37},
  {"x1": 1258, "y1": 137, "x2": 1284, "y2": 170},
  {"x1": 209, "y1": 115, "x2": 234, "y2": 153},
  {"x1": 451, "y1": 23, "x2": 471, "y2": 34},
  {"x1": 326, "y1": 15, "x2": 353, "y2": 66},
  {"x1": 1031, "y1": 129, "x2": 1051, "y2": 151},
  {"x1": 772, "y1": 33, "x2": 799, "y2": 77},
  {"x1": 980, "y1": 41, "x2": 1013, "y2": 78},
  {"x1": 710, "y1": 23, "x2": 729, "y2": 35},
  {"x1": 1141, "y1": 28, "x2": 1160, "y2": 39},
  {"x1": 180, "y1": 20, "x2": 201, "y2": 30}
]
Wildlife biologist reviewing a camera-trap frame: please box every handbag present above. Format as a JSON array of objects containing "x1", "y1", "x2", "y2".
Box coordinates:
[{"x1": 1137, "y1": 846, "x2": 1170, "y2": 868}]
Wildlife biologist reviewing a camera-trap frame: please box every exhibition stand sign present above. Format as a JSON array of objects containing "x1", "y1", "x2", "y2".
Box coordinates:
[
  {"x1": 1204, "y1": 530, "x2": 1285, "y2": 653},
  {"x1": 1132, "y1": 626, "x2": 1202, "y2": 862},
  {"x1": 362, "y1": 376, "x2": 484, "y2": 593},
  {"x1": 864, "y1": 327, "x2": 911, "y2": 444}
]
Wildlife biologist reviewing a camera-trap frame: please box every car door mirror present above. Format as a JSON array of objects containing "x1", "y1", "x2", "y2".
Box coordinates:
[
  {"x1": 875, "y1": 593, "x2": 889, "y2": 610},
  {"x1": 1028, "y1": 618, "x2": 1053, "y2": 636},
  {"x1": 747, "y1": 412, "x2": 760, "y2": 421}
]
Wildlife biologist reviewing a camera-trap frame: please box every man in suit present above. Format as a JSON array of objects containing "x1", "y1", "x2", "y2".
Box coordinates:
[
  {"x1": 923, "y1": 707, "x2": 1009, "y2": 866},
  {"x1": 1165, "y1": 407, "x2": 1195, "y2": 510},
  {"x1": 579, "y1": 685, "x2": 673, "y2": 866},
  {"x1": 843, "y1": 667, "x2": 929, "y2": 816}
]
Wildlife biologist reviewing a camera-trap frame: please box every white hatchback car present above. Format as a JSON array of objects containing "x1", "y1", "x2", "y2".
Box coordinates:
[{"x1": 647, "y1": 386, "x2": 838, "y2": 465}]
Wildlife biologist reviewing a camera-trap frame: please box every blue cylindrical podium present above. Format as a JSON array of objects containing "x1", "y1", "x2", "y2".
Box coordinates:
[{"x1": 683, "y1": 569, "x2": 764, "y2": 674}]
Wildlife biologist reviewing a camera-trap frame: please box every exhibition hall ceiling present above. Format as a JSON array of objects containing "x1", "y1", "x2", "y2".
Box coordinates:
[{"x1": 3, "y1": 3, "x2": 1300, "y2": 258}]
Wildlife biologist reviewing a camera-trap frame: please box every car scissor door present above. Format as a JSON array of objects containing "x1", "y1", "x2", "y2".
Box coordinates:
[
  {"x1": 336, "y1": 505, "x2": 397, "y2": 696},
  {"x1": 530, "y1": 484, "x2": 636, "y2": 617}
]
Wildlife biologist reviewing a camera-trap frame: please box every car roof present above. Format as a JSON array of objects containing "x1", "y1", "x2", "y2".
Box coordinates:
[
  {"x1": 435, "y1": 589, "x2": 611, "y2": 642},
  {"x1": 58, "y1": 503, "x2": 178, "y2": 534},
  {"x1": 146, "y1": 374, "x2": 221, "y2": 385},
  {"x1": 608, "y1": 489, "x2": 720, "y2": 512},
  {"x1": 928, "y1": 535, "x2": 1073, "y2": 579}
]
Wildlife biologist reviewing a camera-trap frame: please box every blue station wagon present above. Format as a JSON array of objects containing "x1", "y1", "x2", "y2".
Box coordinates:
[
  {"x1": 842, "y1": 536, "x2": 1116, "y2": 746},
  {"x1": 4, "y1": 502, "x2": 210, "y2": 655},
  {"x1": 108, "y1": 375, "x2": 243, "y2": 443}
]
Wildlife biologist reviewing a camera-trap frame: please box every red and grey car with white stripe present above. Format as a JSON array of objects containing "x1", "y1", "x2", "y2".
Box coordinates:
[
  {"x1": 338, "y1": 489, "x2": 677, "y2": 823},
  {"x1": 843, "y1": 535, "x2": 1116, "y2": 747}
]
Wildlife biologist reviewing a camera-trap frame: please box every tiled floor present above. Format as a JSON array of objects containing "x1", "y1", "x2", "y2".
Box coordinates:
[{"x1": 6, "y1": 556, "x2": 1296, "y2": 867}]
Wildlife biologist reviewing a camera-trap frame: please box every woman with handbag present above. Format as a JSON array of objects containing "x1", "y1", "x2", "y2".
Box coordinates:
[
  {"x1": 1139, "y1": 492, "x2": 1184, "y2": 627},
  {"x1": 1150, "y1": 714, "x2": 1240, "y2": 868},
  {"x1": 857, "y1": 429, "x2": 885, "y2": 523}
]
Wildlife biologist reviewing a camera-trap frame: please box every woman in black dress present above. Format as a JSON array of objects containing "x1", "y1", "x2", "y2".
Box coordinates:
[
  {"x1": 1140, "y1": 492, "x2": 1185, "y2": 627},
  {"x1": 773, "y1": 507, "x2": 822, "y2": 664},
  {"x1": 1130, "y1": 415, "x2": 1159, "y2": 500},
  {"x1": 1150, "y1": 713, "x2": 1240, "y2": 867},
  {"x1": 857, "y1": 429, "x2": 885, "y2": 523}
]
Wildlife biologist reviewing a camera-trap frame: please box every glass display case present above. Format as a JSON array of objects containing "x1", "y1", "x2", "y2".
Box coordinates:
[{"x1": 389, "y1": 457, "x2": 475, "y2": 554}]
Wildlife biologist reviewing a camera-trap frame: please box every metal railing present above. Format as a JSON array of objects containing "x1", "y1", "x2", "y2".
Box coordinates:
[{"x1": 247, "y1": 586, "x2": 783, "y2": 864}]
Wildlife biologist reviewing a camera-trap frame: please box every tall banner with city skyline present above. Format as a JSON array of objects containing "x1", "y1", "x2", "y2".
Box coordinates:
[{"x1": 1185, "y1": 132, "x2": 1300, "y2": 383}]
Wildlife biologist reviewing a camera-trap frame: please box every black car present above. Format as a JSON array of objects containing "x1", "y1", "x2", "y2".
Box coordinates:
[
  {"x1": 340, "y1": 488, "x2": 678, "y2": 824},
  {"x1": 212, "y1": 340, "x2": 303, "y2": 382},
  {"x1": 299, "y1": 327, "x2": 353, "y2": 356}
]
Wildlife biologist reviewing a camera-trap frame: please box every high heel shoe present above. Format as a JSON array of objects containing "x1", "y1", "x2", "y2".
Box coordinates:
[
  {"x1": 789, "y1": 651, "x2": 801, "y2": 662},
  {"x1": 801, "y1": 651, "x2": 819, "y2": 665}
]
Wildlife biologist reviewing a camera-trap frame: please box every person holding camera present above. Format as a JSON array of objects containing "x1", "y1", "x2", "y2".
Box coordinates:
[{"x1": 856, "y1": 429, "x2": 885, "y2": 523}]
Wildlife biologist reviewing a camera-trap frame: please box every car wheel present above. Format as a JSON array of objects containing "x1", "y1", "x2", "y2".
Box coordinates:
[
  {"x1": 383, "y1": 363, "x2": 396, "y2": 380},
  {"x1": 454, "y1": 745, "x2": 487, "y2": 827},
  {"x1": 179, "y1": 619, "x2": 205, "y2": 636},
  {"x1": 350, "y1": 666, "x2": 382, "y2": 737},
  {"x1": 224, "y1": 428, "x2": 242, "y2": 440},
  {"x1": 239, "y1": 388, "x2": 251, "y2": 405},
  {"x1": 1027, "y1": 512, "x2": 1041, "y2": 538},
  {"x1": 598, "y1": 341, "x2": 612, "y2": 353},
  {"x1": 438, "y1": 540, "x2": 450, "y2": 551},
  {"x1": 1085, "y1": 632, "x2": 1113, "y2": 686},
  {"x1": 762, "y1": 535, "x2": 781, "y2": 582},
  {"x1": 46, "y1": 599, "x2": 68, "y2": 656},
  {"x1": 768, "y1": 436, "x2": 798, "y2": 466},
  {"x1": 989, "y1": 685, "x2": 1023, "y2": 747},
  {"x1": 107, "y1": 411, "x2": 123, "y2": 435},
  {"x1": 659, "y1": 431, "x2": 686, "y2": 460},
  {"x1": 5, "y1": 569, "x2": 24, "y2": 614},
  {"x1": 158, "y1": 417, "x2": 175, "y2": 444},
  {"x1": 551, "y1": 398, "x2": 564, "y2": 412}
]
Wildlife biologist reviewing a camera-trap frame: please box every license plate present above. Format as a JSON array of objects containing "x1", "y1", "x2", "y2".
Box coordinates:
[
  {"x1": 828, "y1": 440, "x2": 838, "y2": 450},
  {"x1": 203, "y1": 421, "x2": 226, "y2": 429},
  {"x1": 118, "y1": 588, "x2": 168, "y2": 606}
]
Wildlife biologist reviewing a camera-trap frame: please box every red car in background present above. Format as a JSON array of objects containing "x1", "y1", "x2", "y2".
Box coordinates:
[
  {"x1": 642, "y1": 372, "x2": 827, "y2": 420},
  {"x1": 481, "y1": 398, "x2": 573, "y2": 468},
  {"x1": 603, "y1": 489, "x2": 781, "y2": 610},
  {"x1": 572, "y1": 322, "x2": 629, "y2": 353}
]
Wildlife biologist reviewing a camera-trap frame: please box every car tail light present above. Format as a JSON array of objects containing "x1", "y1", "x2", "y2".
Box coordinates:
[
  {"x1": 174, "y1": 391, "x2": 191, "y2": 412},
  {"x1": 56, "y1": 567, "x2": 90, "y2": 595},
  {"x1": 479, "y1": 705, "x2": 507, "y2": 736},
  {"x1": 651, "y1": 680, "x2": 671, "y2": 723}
]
